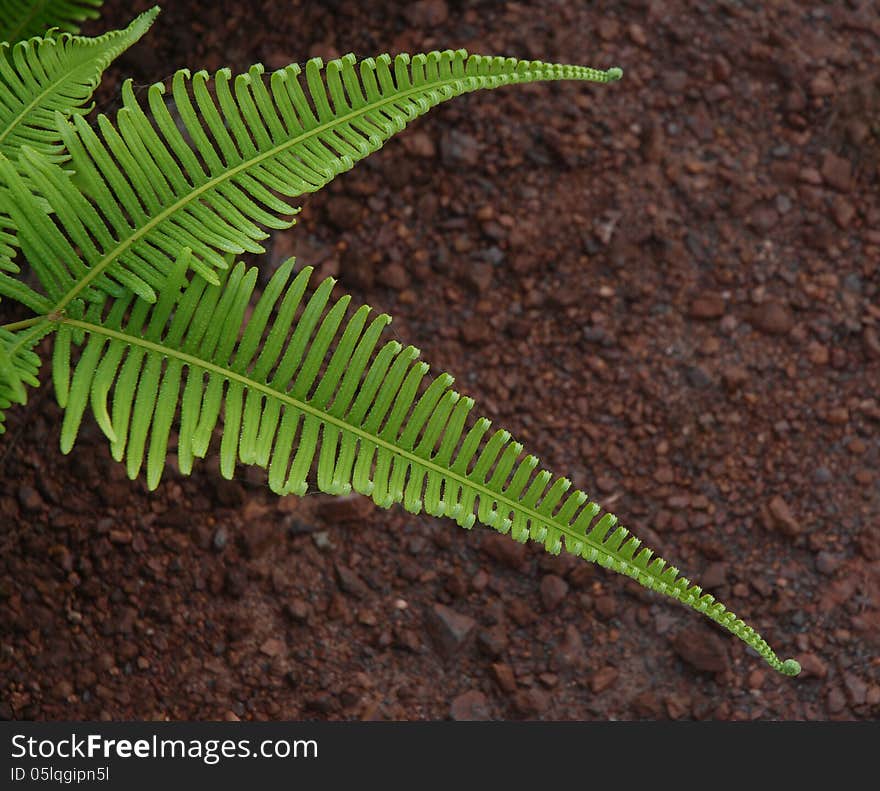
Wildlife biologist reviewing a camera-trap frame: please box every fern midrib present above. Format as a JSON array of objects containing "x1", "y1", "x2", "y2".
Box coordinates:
[
  {"x1": 0, "y1": 40, "x2": 108, "y2": 150},
  {"x1": 62, "y1": 313, "x2": 638, "y2": 567},
  {"x1": 50, "y1": 67, "x2": 539, "y2": 312}
]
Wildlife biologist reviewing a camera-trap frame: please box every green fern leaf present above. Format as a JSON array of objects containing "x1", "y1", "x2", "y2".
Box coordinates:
[
  {"x1": 0, "y1": 51, "x2": 621, "y2": 311},
  {"x1": 0, "y1": 323, "x2": 41, "y2": 433},
  {"x1": 53, "y1": 252, "x2": 801, "y2": 678},
  {"x1": 0, "y1": 8, "x2": 158, "y2": 161},
  {"x1": 0, "y1": 0, "x2": 104, "y2": 43}
]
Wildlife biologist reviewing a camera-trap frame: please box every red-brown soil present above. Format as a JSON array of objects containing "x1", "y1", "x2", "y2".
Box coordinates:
[{"x1": 1, "y1": 0, "x2": 878, "y2": 720}]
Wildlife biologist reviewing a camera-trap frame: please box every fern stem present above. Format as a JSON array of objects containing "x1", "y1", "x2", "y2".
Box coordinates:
[{"x1": 0, "y1": 316, "x2": 46, "y2": 333}]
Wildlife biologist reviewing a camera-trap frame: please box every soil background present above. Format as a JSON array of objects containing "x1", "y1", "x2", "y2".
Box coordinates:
[{"x1": 2, "y1": 0, "x2": 879, "y2": 721}]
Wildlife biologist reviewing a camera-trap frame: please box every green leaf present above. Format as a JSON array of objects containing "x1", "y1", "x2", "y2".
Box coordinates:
[
  {"x1": 1, "y1": 50, "x2": 621, "y2": 312},
  {"x1": 0, "y1": 0, "x2": 104, "y2": 43},
  {"x1": 0, "y1": 8, "x2": 159, "y2": 161},
  {"x1": 0, "y1": 323, "x2": 42, "y2": 433},
  {"x1": 53, "y1": 254, "x2": 801, "y2": 678}
]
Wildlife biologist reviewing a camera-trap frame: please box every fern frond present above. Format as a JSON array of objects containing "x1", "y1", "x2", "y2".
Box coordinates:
[
  {"x1": 52, "y1": 253, "x2": 800, "y2": 677},
  {"x1": 0, "y1": 0, "x2": 103, "y2": 43},
  {"x1": 0, "y1": 51, "x2": 620, "y2": 311},
  {"x1": 0, "y1": 8, "x2": 158, "y2": 161},
  {"x1": 0, "y1": 323, "x2": 41, "y2": 433}
]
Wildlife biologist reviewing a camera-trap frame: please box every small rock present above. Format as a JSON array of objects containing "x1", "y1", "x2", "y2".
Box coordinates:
[
  {"x1": 260, "y1": 638, "x2": 284, "y2": 657},
  {"x1": 813, "y1": 466, "x2": 833, "y2": 484},
  {"x1": 809, "y1": 71, "x2": 835, "y2": 97},
  {"x1": 425, "y1": 603, "x2": 476, "y2": 659},
  {"x1": 325, "y1": 196, "x2": 362, "y2": 231},
  {"x1": 553, "y1": 624, "x2": 586, "y2": 670},
  {"x1": 821, "y1": 151, "x2": 852, "y2": 192},
  {"x1": 540, "y1": 574, "x2": 569, "y2": 611},
  {"x1": 722, "y1": 365, "x2": 750, "y2": 391},
  {"x1": 864, "y1": 328, "x2": 880, "y2": 360},
  {"x1": 797, "y1": 652, "x2": 827, "y2": 679},
  {"x1": 283, "y1": 598, "x2": 310, "y2": 622},
  {"x1": 685, "y1": 365, "x2": 713, "y2": 389},
  {"x1": 316, "y1": 494, "x2": 372, "y2": 524},
  {"x1": 595, "y1": 595, "x2": 617, "y2": 620},
  {"x1": 481, "y1": 532, "x2": 527, "y2": 569},
  {"x1": 767, "y1": 495, "x2": 801, "y2": 536},
  {"x1": 383, "y1": 263, "x2": 410, "y2": 290},
  {"x1": 844, "y1": 673, "x2": 868, "y2": 705},
  {"x1": 630, "y1": 690, "x2": 662, "y2": 718},
  {"x1": 831, "y1": 195, "x2": 856, "y2": 229},
  {"x1": 17, "y1": 485, "x2": 43, "y2": 512},
  {"x1": 212, "y1": 525, "x2": 229, "y2": 551},
  {"x1": 312, "y1": 531, "x2": 334, "y2": 551},
  {"x1": 405, "y1": 0, "x2": 449, "y2": 26},
  {"x1": 441, "y1": 130, "x2": 480, "y2": 168},
  {"x1": 748, "y1": 301, "x2": 794, "y2": 335},
  {"x1": 513, "y1": 688, "x2": 550, "y2": 718},
  {"x1": 450, "y1": 689, "x2": 490, "y2": 721},
  {"x1": 815, "y1": 551, "x2": 842, "y2": 575},
  {"x1": 688, "y1": 294, "x2": 725, "y2": 319},
  {"x1": 334, "y1": 563, "x2": 369, "y2": 599},
  {"x1": 701, "y1": 562, "x2": 727, "y2": 589},
  {"x1": 671, "y1": 625, "x2": 730, "y2": 674},
  {"x1": 827, "y1": 686, "x2": 847, "y2": 714},
  {"x1": 748, "y1": 670, "x2": 766, "y2": 690},
  {"x1": 628, "y1": 22, "x2": 647, "y2": 46},
  {"x1": 477, "y1": 625, "x2": 509, "y2": 658},
  {"x1": 590, "y1": 666, "x2": 619, "y2": 693},
  {"x1": 491, "y1": 662, "x2": 517, "y2": 693},
  {"x1": 807, "y1": 342, "x2": 829, "y2": 365},
  {"x1": 400, "y1": 130, "x2": 436, "y2": 158},
  {"x1": 52, "y1": 680, "x2": 74, "y2": 699}
]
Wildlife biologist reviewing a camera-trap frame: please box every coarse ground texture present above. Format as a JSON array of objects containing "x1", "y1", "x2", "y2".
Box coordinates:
[{"x1": 1, "y1": 0, "x2": 879, "y2": 722}]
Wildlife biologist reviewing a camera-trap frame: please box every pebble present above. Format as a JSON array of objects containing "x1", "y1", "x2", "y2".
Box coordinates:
[
  {"x1": 17, "y1": 485, "x2": 43, "y2": 512},
  {"x1": 283, "y1": 599, "x2": 310, "y2": 623},
  {"x1": 334, "y1": 563, "x2": 369, "y2": 599},
  {"x1": 831, "y1": 196, "x2": 856, "y2": 229},
  {"x1": 513, "y1": 688, "x2": 550, "y2": 718},
  {"x1": 425, "y1": 603, "x2": 476, "y2": 659},
  {"x1": 212, "y1": 525, "x2": 229, "y2": 551},
  {"x1": 688, "y1": 294, "x2": 725, "y2": 319},
  {"x1": 671, "y1": 626, "x2": 730, "y2": 674},
  {"x1": 821, "y1": 151, "x2": 853, "y2": 192},
  {"x1": 590, "y1": 666, "x2": 619, "y2": 693},
  {"x1": 450, "y1": 690, "x2": 490, "y2": 721},
  {"x1": 540, "y1": 574, "x2": 569, "y2": 611},
  {"x1": 481, "y1": 532, "x2": 527, "y2": 569},
  {"x1": 316, "y1": 493, "x2": 372, "y2": 524},
  {"x1": 748, "y1": 301, "x2": 794, "y2": 335},
  {"x1": 766, "y1": 495, "x2": 802, "y2": 537},
  {"x1": 491, "y1": 662, "x2": 517, "y2": 693},
  {"x1": 441, "y1": 130, "x2": 480, "y2": 168},
  {"x1": 383, "y1": 262, "x2": 410, "y2": 291},
  {"x1": 477, "y1": 625, "x2": 509, "y2": 659},
  {"x1": 844, "y1": 673, "x2": 868, "y2": 706},
  {"x1": 815, "y1": 551, "x2": 843, "y2": 575},
  {"x1": 400, "y1": 130, "x2": 436, "y2": 159},
  {"x1": 813, "y1": 466, "x2": 833, "y2": 484},
  {"x1": 404, "y1": 0, "x2": 449, "y2": 26},
  {"x1": 797, "y1": 652, "x2": 828, "y2": 679},
  {"x1": 554, "y1": 624, "x2": 587, "y2": 671},
  {"x1": 595, "y1": 595, "x2": 618, "y2": 620},
  {"x1": 260, "y1": 638, "x2": 284, "y2": 657},
  {"x1": 701, "y1": 562, "x2": 727, "y2": 589}
]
